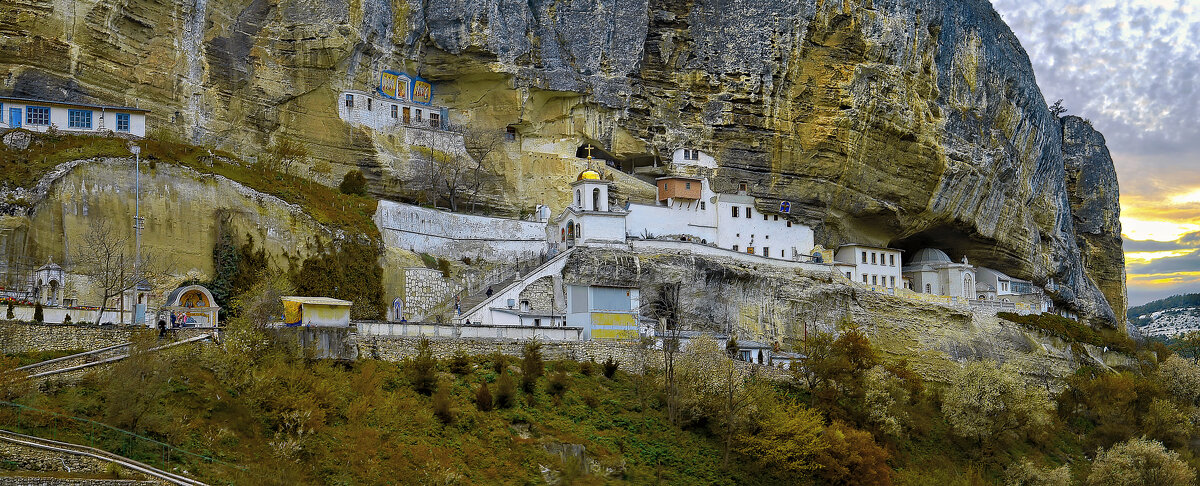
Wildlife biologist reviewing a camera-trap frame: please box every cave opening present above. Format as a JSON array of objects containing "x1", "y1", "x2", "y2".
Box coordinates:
[
  {"x1": 889, "y1": 223, "x2": 1027, "y2": 279},
  {"x1": 574, "y1": 143, "x2": 660, "y2": 174}
]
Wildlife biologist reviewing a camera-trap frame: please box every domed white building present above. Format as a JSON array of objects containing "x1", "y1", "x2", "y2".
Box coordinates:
[{"x1": 902, "y1": 248, "x2": 976, "y2": 299}]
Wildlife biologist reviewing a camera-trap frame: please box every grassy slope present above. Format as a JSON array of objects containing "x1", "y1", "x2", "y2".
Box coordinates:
[{"x1": 3, "y1": 340, "x2": 771, "y2": 485}]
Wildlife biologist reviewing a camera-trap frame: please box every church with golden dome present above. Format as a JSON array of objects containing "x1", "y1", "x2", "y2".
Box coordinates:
[{"x1": 547, "y1": 161, "x2": 630, "y2": 250}]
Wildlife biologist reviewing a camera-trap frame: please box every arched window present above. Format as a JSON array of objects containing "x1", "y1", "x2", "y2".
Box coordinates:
[
  {"x1": 576, "y1": 190, "x2": 581, "y2": 206},
  {"x1": 963, "y1": 275, "x2": 973, "y2": 296},
  {"x1": 566, "y1": 221, "x2": 575, "y2": 239},
  {"x1": 592, "y1": 188, "x2": 601, "y2": 211}
]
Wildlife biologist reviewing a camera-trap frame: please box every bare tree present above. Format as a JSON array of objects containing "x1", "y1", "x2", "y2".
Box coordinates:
[
  {"x1": 460, "y1": 127, "x2": 504, "y2": 212},
  {"x1": 73, "y1": 219, "x2": 161, "y2": 325},
  {"x1": 644, "y1": 282, "x2": 684, "y2": 425},
  {"x1": 412, "y1": 131, "x2": 499, "y2": 212}
]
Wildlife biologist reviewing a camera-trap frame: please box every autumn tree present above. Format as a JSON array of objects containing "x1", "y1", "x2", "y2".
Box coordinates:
[
  {"x1": 267, "y1": 137, "x2": 309, "y2": 176},
  {"x1": 1004, "y1": 459, "x2": 1071, "y2": 486},
  {"x1": 736, "y1": 401, "x2": 826, "y2": 477},
  {"x1": 644, "y1": 282, "x2": 684, "y2": 424},
  {"x1": 1086, "y1": 438, "x2": 1195, "y2": 486},
  {"x1": 677, "y1": 334, "x2": 772, "y2": 466},
  {"x1": 411, "y1": 131, "x2": 497, "y2": 212},
  {"x1": 815, "y1": 421, "x2": 894, "y2": 486},
  {"x1": 1156, "y1": 354, "x2": 1200, "y2": 405},
  {"x1": 941, "y1": 361, "x2": 1053, "y2": 447}
]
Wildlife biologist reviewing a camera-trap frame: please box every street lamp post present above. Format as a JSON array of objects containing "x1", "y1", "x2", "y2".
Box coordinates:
[{"x1": 129, "y1": 145, "x2": 143, "y2": 326}]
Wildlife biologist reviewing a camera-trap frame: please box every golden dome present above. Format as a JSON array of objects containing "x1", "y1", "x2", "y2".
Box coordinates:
[{"x1": 577, "y1": 169, "x2": 601, "y2": 181}]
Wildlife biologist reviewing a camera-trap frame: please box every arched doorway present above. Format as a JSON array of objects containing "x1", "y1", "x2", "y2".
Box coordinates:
[{"x1": 164, "y1": 285, "x2": 221, "y2": 328}]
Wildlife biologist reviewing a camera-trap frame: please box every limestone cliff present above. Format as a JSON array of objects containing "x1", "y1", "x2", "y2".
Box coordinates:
[
  {"x1": 0, "y1": 0, "x2": 1124, "y2": 325},
  {"x1": 1061, "y1": 116, "x2": 1127, "y2": 323},
  {"x1": 563, "y1": 246, "x2": 1136, "y2": 387}
]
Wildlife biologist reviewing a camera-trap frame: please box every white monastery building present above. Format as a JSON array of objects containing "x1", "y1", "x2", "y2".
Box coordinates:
[
  {"x1": 0, "y1": 96, "x2": 148, "y2": 137},
  {"x1": 902, "y1": 248, "x2": 976, "y2": 299},
  {"x1": 338, "y1": 70, "x2": 451, "y2": 132},
  {"x1": 834, "y1": 244, "x2": 903, "y2": 288}
]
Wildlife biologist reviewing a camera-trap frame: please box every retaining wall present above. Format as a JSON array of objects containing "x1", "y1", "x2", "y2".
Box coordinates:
[{"x1": 375, "y1": 200, "x2": 547, "y2": 263}]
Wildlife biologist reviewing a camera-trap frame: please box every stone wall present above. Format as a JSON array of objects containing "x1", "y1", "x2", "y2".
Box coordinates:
[
  {"x1": 518, "y1": 276, "x2": 558, "y2": 312},
  {"x1": 0, "y1": 475, "x2": 158, "y2": 482},
  {"x1": 0, "y1": 440, "x2": 119, "y2": 477},
  {"x1": 0, "y1": 479, "x2": 158, "y2": 486},
  {"x1": 402, "y1": 268, "x2": 459, "y2": 320},
  {"x1": 0, "y1": 322, "x2": 133, "y2": 354},
  {"x1": 357, "y1": 335, "x2": 658, "y2": 372}
]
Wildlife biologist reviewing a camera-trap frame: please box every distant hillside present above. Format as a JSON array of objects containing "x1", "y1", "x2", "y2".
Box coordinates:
[{"x1": 1128, "y1": 294, "x2": 1200, "y2": 338}]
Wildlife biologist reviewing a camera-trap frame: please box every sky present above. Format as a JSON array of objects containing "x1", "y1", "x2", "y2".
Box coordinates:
[{"x1": 990, "y1": 0, "x2": 1200, "y2": 309}]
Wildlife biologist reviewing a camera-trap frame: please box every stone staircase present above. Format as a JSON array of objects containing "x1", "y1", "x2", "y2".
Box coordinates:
[{"x1": 15, "y1": 334, "x2": 213, "y2": 380}]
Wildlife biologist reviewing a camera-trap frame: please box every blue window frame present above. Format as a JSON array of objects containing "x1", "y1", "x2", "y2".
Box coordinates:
[
  {"x1": 68, "y1": 109, "x2": 92, "y2": 129},
  {"x1": 116, "y1": 113, "x2": 130, "y2": 132},
  {"x1": 26, "y1": 106, "x2": 50, "y2": 126}
]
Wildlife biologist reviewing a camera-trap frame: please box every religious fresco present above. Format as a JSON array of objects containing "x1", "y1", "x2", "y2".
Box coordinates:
[
  {"x1": 377, "y1": 70, "x2": 432, "y2": 106},
  {"x1": 180, "y1": 290, "x2": 209, "y2": 308}
]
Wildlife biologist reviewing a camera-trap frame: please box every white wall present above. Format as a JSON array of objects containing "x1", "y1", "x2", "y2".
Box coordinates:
[
  {"x1": 835, "y1": 246, "x2": 903, "y2": 288},
  {"x1": 716, "y1": 195, "x2": 814, "y2": 260},
  {"x1": 625, "y1": 201, "x2": 717, "y2": 242},
  {"x1": 670, "y1": 148, "x2": 717, "y2": 169},
  {"x1": 630, "y1": 240, "x2": 838, "y2": 275},
  {"x1": 375, "y1": 200, "x2": 548, "y2": 262},
  {"x1": 358, "y1": 321, "x2": 584, "y2": 341},
  {"x1": 0, "y1": 100, "x2": 147, "y2": 137},
  {"x1": 337, "y1": 90, "x2": 449, "y2": 132}
]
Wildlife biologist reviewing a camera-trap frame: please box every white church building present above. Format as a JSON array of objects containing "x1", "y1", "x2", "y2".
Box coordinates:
[
  {"x1": 546, "y1": 149, "x2": 816, "y2": 261},
  {"x1": 902, "y1": 248, "x2": 977, "y2": 299}
]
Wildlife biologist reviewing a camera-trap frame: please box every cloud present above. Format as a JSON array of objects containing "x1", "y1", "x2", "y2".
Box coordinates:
[
  {"x1": 1126, "y1": 249, "x2": 1200, "y2": 274},
  {"x1": 991, "y1": 0, "x2": 1200, "y2": 307}
]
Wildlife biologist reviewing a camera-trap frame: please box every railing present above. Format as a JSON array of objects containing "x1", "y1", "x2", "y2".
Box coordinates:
[
  {"x1": 0, "y1": 401, "x2": 244, "y2": 481},
  {"x1": 461, "y1": 253, "x2": 549, "y2": 298}
]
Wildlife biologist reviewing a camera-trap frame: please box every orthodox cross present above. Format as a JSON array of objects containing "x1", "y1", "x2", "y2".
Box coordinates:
[{"x1": 584, "y1": 144, "x2": 596, "y2": 170}]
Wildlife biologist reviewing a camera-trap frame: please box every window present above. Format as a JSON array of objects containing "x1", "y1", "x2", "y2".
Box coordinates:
[
  {"x1": 68, "y1": 109, "x2": 92, "y2": 129},
  {"x1": 415, "y1": 109, "x2": 422, "y2": 122},
  {"x1": 781, "y1": 249, "x2": 786, "y2": 258},
  {"x1": 763, "y1": 247, "x2": 769, "y2": 257},
  {"x1": 366, "y1": 98, "x2": 372, "y2": 111},
  {"x1": 786, "y1": 221, "x2": 792, "y2": 227},
  {"x1": 505, "y1": 125, "x2": 517, "y2": 141},
  {"x1": 872, "y1": 275, "x2": 878, "y2": 285},
  {"x1": 685, "y1": 182, "x2": 691, "y2": 189},
  {"x1": 732, "y1": 245, "x2": 739, "y2": 251},
  {"x1": 861, "y1": 251, "x2": 867, "y2": 264},
  {"x1": 871, "y1": 252, "x2": 876, "y2": 264},
  {"x1": 26, "y1": 106, "x2": 49, "y2": 126},
  {"x1": 739, "y1": 182, "x2": 747, "y2": 192},
  {"x1": 773, "y1": 215, "x2": 778, "y2": 221},
  {"x1": 745, "y1": 207, "x2": 751, "y2": 218},
  {"x1": 890, "y1": 276, "x2": 895, "y2": 287},
  {"x1": 430, "y1": 112, "x2": 440, "y2": 128},
  {"x1": 732, "y1": 206, "x2": 739, "y2": 218},
  {"x1": 925, "y1": 283, "x2": 931, "y2": 294},
  {"x1": 863, "y1": 275, "x2": 868, "y2": 284},
  {"x1": 116, "y1": 113, "x2": 130, "y2": 132},
  {"x1": 763, "y1": 214, "x2": 768, "y2": 220},
  {"x1": 345, "y1": 94, "x2": 354, "y2": 107},
  {"x1": 845, "y1": 272, "x2": 851, "y2": 279},
  {"x1": 700, "y1": 201, "x2": 706, "y2": 210},
  {"x1": 889, "y1": 254, "x2": 895, "y2": 266},
  {"x1": 391, "y1": 105, "x2": 398, "y2": 118},
  {"x1": 664, "y1": 182, "x2": 669, "y2": 191}
]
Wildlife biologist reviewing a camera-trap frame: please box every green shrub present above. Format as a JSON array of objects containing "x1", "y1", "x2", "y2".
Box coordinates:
[
  {"x1": 997, "y1": 312, "x2": 1135, "y2": 354},
  {"x1": 603, "y1": 357, "x2": 619, "y2": 379},
  {"x1": 475, "y1": 382, "x2": 493, "y2": 412},
  {"x1": 548, "y1": 372, "x2": 569, "y2": 398},
  {"x1": 420, "y1": 253, "x2": 438, "y2": 270},
  {"x1": 437, "y1": 258, "x2": 452, "y2": 277},
  {"x1": 521, "y1": 340, "x2": 544, "y2": 393},
  {"x1": 580, "y1": 359, "x2": 595, "y2": 376},
  {"x1": 449, "y1": 350, "x2": 472, "y2": 375},
  {"x1": 496, "y1": 372, "x2": 516, "y2": 408},
  {"x1": 432, "y1": 388, "x2": 453, "y2": 424},
  {"x1": 32, "y1": 302, "x2": 43, "y2": 324},
  {"x1": 490, "y1": 350, "x2": 507, "y2": 374},
  {"x1": 339, "y1": 170, "x2": 368, "y2": 196},
  {"x1": 409, "y1": 338, "x2": 438, "y2": 395}
]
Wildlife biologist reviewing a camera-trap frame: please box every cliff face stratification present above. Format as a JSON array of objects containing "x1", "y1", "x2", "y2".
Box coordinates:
[
  {"x1": 0, "y1": 0, "x2": 1124, "y2": 325},
  {"x1": 1062, "y1": 116, "x2": 1127, "y2": 322}
]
